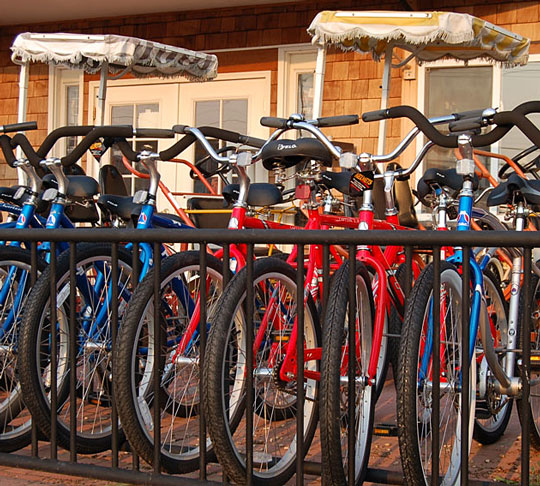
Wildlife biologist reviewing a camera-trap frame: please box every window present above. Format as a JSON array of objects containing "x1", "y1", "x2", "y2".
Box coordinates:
[
  {"x1": 501, "y1": 62, "x2": 540, "y2": 168},
  {"x1": 193, "y1": 98, "x2": 248, "y2": 194},
  {"x1": 49, "y1": 67, "x2": 83, "y2": 157},
  {"x1": 110, "y1": 103, "x2": 160, "y2": 194},
  {"x1": 65, "y1": 85, "x2": 80, "y2": 154},
  {"x1": 424, "y1": 66, "x2": 493, "y2": 172},
  {"x1": 179, "y1": 73, "x2": 271, "y2": 188},
  {"x1": 297, "y1": 72, "x2": 314, "y2": 120}
]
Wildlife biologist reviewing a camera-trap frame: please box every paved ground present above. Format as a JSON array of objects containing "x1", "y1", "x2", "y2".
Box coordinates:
[{"x1": 0, "y1": 369, "x2": 532, "y2": 485}]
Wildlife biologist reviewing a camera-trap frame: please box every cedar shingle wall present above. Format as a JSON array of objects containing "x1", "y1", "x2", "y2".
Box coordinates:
[{"x1": 0, "y1": 0, "x2": 539, "y2": 185}]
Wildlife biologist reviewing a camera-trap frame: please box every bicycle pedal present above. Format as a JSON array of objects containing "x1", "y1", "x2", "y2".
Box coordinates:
[
  {"x1": 373, "y1": 423, "x2": 398, "y2": 437},
  {"x1": 88, "y1": 392, "x2": 112, "y2": 407}
]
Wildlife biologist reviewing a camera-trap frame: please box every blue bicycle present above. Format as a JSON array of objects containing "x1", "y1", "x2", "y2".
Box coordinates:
[{"x1": 16, "y1": 123, "x2": 259, "y2": 454}]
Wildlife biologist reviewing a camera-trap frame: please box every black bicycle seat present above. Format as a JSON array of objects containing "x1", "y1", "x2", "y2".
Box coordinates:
[
  {"x1": 417, "y1": 168, "x2": 479, "y2": 201},
  {"x1": 261, "y1": 138, "x2": 333, "y2": 170},
  {"x1": 43, "y1": 174, "x2": 100, "y2": 198},
  {"x1": 487, "y1": 173, "x2": 540, "y2": 207},
  {"x1": 97, "y1": 194, "x2": 140, "y2": 221}
]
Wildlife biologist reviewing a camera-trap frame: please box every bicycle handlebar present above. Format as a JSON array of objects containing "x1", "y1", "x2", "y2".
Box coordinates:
[
  {"x1": 37, "y1": 126, "x2": 95, "y2": 158},
  {"x1": 173, "y1": 125, "x2": 265, "y2": 148},
  {"x1": 0, "y1": 121, "x2": 37, "y2": 134},
  {"x1": 0, "y1": 135, "x2": 17, "y2": 167},
  {"x1": 11, "y1": 133, "x2": 43, "y2": 167},
  {"x1": 362, "y1": 103, "x2": 540, "y2": 149},
  {"x1": 260, "y1": 114, "x2": 359, "y2": 129},
  {"x1": 2, "y1": 126, "x2": 96, "y2": 168}
]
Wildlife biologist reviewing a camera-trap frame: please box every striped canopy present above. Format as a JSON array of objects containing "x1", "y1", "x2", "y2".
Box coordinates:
[
  {"x1": 11, "y1": 32, "x2": 218, "y2": 81},
  {"x1": 308, "y1": 11, "x2": 529, "y2": 66}
]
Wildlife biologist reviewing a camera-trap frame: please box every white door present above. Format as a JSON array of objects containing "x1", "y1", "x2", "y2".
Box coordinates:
[
  {"x1": 179, "y1": 74, "x2": 271, "y2": 192},
  {"x1": 90, "y1": 74, "x2": 270, "y2": 211}
]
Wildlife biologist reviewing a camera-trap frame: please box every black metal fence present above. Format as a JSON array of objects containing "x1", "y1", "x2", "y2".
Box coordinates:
[{"x1": 0, "y1": 227, "x2": 537, "y2": 486}]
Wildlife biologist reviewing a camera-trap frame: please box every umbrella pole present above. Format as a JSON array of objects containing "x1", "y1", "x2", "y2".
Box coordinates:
[
  {"x1": 97, "y1": 63, "x2": 108, "y2": 125},
  {"x1": 312, "y1": 46, "x2": 326, "y2": 119},
  {"x1": 16, "y1": 61, "x2": 29, "y2": 184},
  {"x1": 377, "y1": 45, "x2": 393, "y2": 156}
]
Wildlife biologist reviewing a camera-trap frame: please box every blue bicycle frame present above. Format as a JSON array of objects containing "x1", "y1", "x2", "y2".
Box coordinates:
[{"x1": 419, "y1": 179, "x2": 489, "y2": 382}]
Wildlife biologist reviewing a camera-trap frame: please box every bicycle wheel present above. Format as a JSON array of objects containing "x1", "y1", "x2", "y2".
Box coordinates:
[
  {"x1": 203, "y1": 257, "x2": 320, "y2": 486},
  {"x1": 0, "y1": 246, "x2": 47, "y2": 451},
  {"x1": 18, "y1": 243, "x2": 133, "y2": 453},
  {"x1": 474, "y1": 269, "x2": 512, "y2": 445},
  {"x1": 398, "y1": 261, "x2": 476, "y2": 486},
  {"x1": 518, "y1": 273, "x2": 540, "y2": 449},
  {"x1": 320, "y1": 260, "x2": 375, "y2": 486},
  {"x1": 367, "y1": 267, "x2": 389, "y2": 400},
  {"x1": 114, "y1": 251, "x2": 223, "y2": 473},
  {"x1": 388, "y1": 262, "x2": 407, "y2": 386}
]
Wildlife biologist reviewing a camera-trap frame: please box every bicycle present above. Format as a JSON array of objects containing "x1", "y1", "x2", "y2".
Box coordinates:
[
  {"x1": 201, "y1": 112, "x2": 437, "y2": 485},
  {"x1": 372, "y1": 102, "x2": 540, "y2": 485}
]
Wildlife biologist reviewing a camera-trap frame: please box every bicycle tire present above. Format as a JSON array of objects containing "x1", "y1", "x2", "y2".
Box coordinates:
[
  {"x1": 367, "y1": 267, "x2": 390, "y2": 401},
  {"x1": 18, "y1": 243, "x2": 133, "y2": 454},
  {"x1": 203, "y1": 256, "x2": 320, "y2": 486},
  {"x1": 388, "y1": 263, "x2": 407, "y2": 388},
  {"x1": 114, "y1": 251, "x2": 223, "y2": 473},
  {"x1": 518, "y1": 273, "x2": 540, "y2": 450},
  {"x1": 320, "y1": 260, "x2": 375, "y2": 486},
  {"x1": 398, "y1": 261, "x2": 476, "y2": 486},
  {"x1": 0, "y1": 246, "x2": 47, "y2": 452},
  {"x1": 473, "y1": 269, "x2": 512, "y2": 445}
]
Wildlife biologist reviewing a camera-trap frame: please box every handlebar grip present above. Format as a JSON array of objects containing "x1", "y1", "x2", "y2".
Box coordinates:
[
  {"x1": 0, "y1": 135, "x2": 16, "y2": 167},
  {"x1": 159, "y1": 134, "x2": 197, "y2": 161},
  {"x1": 198, "y1": 126, "x2": 244, "y2": 144},
  {"x1": 172, "y1": 124, "x2": 189, "y2": 134},
  {"x1": 452, "y1": 109, "x2": 486, "y2": 120},
  {"x1": 362, "y1": 110, "x2": 389, "y2": 122},
  {"x1": 196, "y1": 126, "x2": 265, "y2": 148},
  {"x1": 0, "y1": 121, "x2": 38, "y2": 133},
  {"x1": 317, "y1": 115, "x2": 359, "y2": 127},
  {"x1": 385, "y1": 106, "x2": 460, "y2": 148},
  {"x1": 60, "y1": 125, "x2": 134, "y2": 166},
  {"x1": 37, "y1": 125, "x2": 95, "y2": 158},
  {"x1": 448, "y1": 118, "x2": 483, "y2": 133},
  {"x1": 11, "y1": 133, "x2": 43, "y2": 168},
  {"x1": 260, "y1": 117, "x2": 288, "y2": 129},
  {"x1": 134, "y1": 128, "x2": 175, "y2": 138},
  {"x1": 238, "y1": 134, "x2": 265, "y2": 149}
]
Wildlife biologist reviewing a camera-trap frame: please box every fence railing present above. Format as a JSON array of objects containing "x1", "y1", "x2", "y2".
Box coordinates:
[{"x1": 0, "y1": 227, "x2": 537, "y2": 486}]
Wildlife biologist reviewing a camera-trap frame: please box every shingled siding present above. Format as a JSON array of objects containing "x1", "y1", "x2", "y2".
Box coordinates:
[{"x1": 0, "y1": 0, "x2": 539, "y2": 186}]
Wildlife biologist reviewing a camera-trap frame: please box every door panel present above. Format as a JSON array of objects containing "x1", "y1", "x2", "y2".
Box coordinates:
[{"x1": 180, "y1": 75, "x2": 270, "y2": 189}]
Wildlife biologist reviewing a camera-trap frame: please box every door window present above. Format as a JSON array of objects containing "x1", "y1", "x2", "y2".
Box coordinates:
[
  {"x1": 501, "y1": 62, "x2": 540, "y2": 171},
  {"x1": 424, "y1": 66, "x2": 493, "y2": 172},
  {"x1": 193, "y1": 98, "x2": 248, "y2": 193},
  {"x1": 110, "y1": 103, "x2": 160, "y2": 194}
]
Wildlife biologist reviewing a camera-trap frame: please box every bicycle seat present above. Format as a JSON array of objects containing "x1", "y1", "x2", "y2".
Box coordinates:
[
  {"x1": 42, "y1": 174, "x2": 100, "y2": 198},
  {"x1": 487, "y1": 173, "x2": 540, "y2": 207},
  {"x1": 417, "y1": 168, "x2": 479, "y2": 201},
  {"x1": 97, "y1": 194, "x2": 140, "y2": 222},
  {"x1": 261, "y1": 138, "x2": 333, "y2": 170},
  {"x1": 388, "y1": 162, "x2": 419, "y2": 229},
  {"x1": 222, "y1": 183, "x2": 283, "y2": 207},
  {"x1": 99, "y1": 164, "x2": 129, "y2": 196},
  {"x1": 320, "y1": 171, "x2": 353, "y2": 195},
  {"x1": 0, "y1": 186, "x2": 49, "y2": 213},
  {"x1": 187, "y1": 197, "x2": 233, "y2": 228}
]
